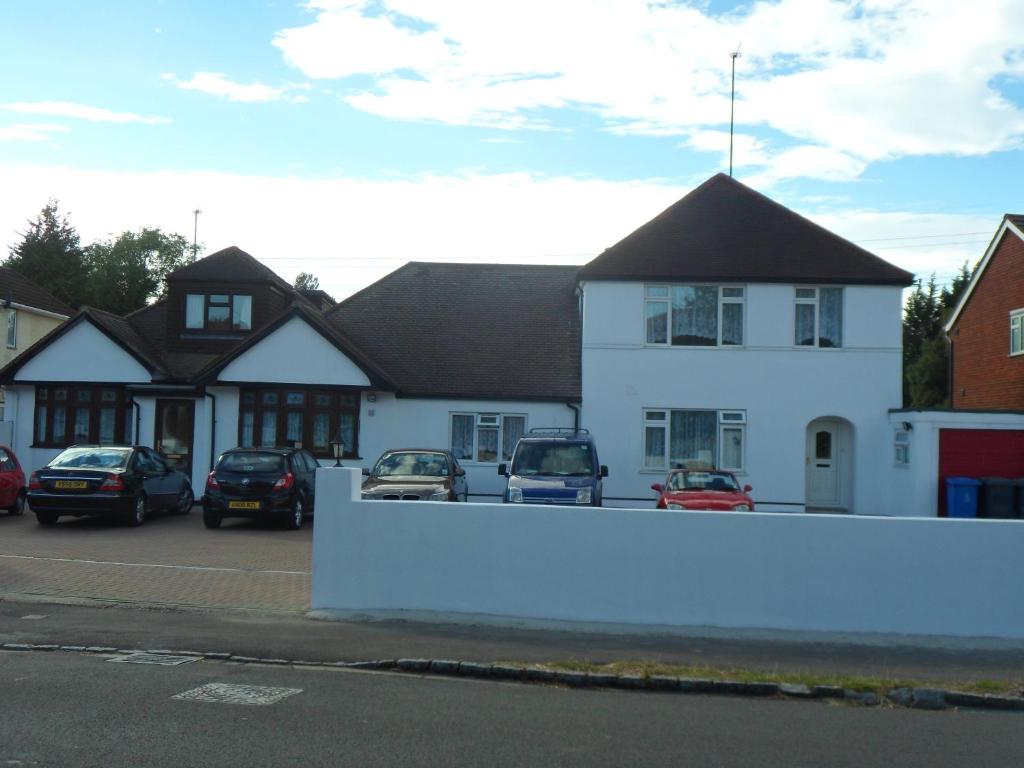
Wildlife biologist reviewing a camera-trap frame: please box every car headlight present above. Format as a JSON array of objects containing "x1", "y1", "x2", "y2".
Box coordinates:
[
  {"x1": 666, "y1": 502, "x2": 684, "y2": 510},
  {"x1": 576, "y1": 487, "x2": 593, "y2": 504},
  {"x1": 508, "y1": 487, "x2": 523, "y2": 503},
  {"x1": 733, "y1": 503, "x2": 750, "y2": 511},
  {"x1": 429, "y1": 490, "x2": 449, "y2": 501}
]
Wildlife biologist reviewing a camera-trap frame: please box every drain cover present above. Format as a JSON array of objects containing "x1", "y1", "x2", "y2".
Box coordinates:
[
  {"x1": 108, "y1": 653, "x2": 199, "y2": 666},
  {"x1": 173, "y1": 683, "x2": 302, "y2": 706}
]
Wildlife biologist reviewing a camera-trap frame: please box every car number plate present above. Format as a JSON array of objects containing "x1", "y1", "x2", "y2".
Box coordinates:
[
  {"x1": 228, "y1": 500, "x2": 260, "y2": 510},
  {"x1": 55, "y1": 480, "x2": 88, "y2": 490}
]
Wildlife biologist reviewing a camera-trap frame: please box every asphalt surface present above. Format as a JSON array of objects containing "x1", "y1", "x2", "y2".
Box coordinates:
[{"x1": 3, "y1": 649, "x2": 1024, "y2": 768}]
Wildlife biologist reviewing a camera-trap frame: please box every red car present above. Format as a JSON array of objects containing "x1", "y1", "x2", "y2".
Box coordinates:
[
  {"x1": 651, "y1": 469, "x2": 754, "y2": 511},
  {"x1": 0, "y1": 445, "x2": 27, "y2": 516}
]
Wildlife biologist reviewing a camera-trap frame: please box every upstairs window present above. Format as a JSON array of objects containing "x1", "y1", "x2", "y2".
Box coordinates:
[
  {"x1": 6, "y1": 309, "x2": 15, "y2": 348},
  {"x1": 1010, "y1": 310, "x2": 1024, "y2": 355},
  {"x1": 645, "y1": 285, "x2": 744, "y2": 346},
  {"x1": 795, "y1": 287, "x2": 843, "y2": 348},
  {"x1": 185, "y1": 293, "x2": 252, "y2": 332}
]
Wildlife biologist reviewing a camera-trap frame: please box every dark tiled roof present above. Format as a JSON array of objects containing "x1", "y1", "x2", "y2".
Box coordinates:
[
  {"x1": 84, "y1": 307, "x2": 167, "y2": 376},
  {"x1": 0, "y1": 266, "x2": 74, "y2": 316},
  {"x1": 1006, "y1": 214, "x2": 1024, "y2": 231},
  {"x1": 579, "y1": 174, "x2": 915, "y2": 286},
  {"x1": 167, "y1": 246, "x2": 295, "y2": 292},
  {"x1": 327, "y1": 263, "x2": 581, "y2": 401}
]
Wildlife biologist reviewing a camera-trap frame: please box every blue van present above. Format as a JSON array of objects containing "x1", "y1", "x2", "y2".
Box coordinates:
[{"x1": 498, "y1": 428, "x2": 608, "y2": 506}]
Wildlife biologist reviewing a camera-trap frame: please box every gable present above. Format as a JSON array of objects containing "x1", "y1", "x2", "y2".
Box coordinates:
[
  {"x1": 16, "y1": 320, "x2": 151, "y2": 383},
  {"x1": 946, "y1": 218, "x2": 1024, "y2": 333},
  {"x1": 216, "y1": 315, "x2": 372, "y2": 386}
]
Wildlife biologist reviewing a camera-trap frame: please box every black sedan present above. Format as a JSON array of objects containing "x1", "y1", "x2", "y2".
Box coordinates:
[
  {"x1": 202, "y1": 447, "x2": 318, "y2": 530},
  {"x1": 28, "y1": 445, "x2": 194, "y2": 527}
]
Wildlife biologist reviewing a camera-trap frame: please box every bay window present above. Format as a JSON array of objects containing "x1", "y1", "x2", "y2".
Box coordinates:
[
  {"x1": 34, "y1": 386, "x2": 130, "y2": 447},
  {"x1": 450, "y1": 413, "x2": 526, "y2": 463},
  {"x1": 239, "y1": 387, "x2": 359, "y2": 458},
  {"x1": 643, "y1": 409, "x2": 745, "y2": 472},
  {"x1": 795, "y1": 287, "x2": 843, "y2": 348},
  {"x1": 645, "y1": 285, "x2": 744, "y2": 346}
]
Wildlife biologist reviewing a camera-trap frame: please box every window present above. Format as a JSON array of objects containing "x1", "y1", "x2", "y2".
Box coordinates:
[
  {"x1": 642, "y1": 409, "x2": 745, "y2": 472},
  {"x1": 645, "y1": 285, "x2": 744, "y2": 346},
  {"x1": 894, "y1": 430, "x2": 910, "y2": 467},
  {"x1": 6, "y1": 309, "x2": 16, "y2": 348},
  {"x1": 33, "y1": 386, "x2": 129, "y2": 447},
  {"x1": 1011, "y1": 310, "x2": 1024, "y2": 355},
  {"x1": 185, "y1": 293, "x2": 252, "y2": 333},
  {"x1": 795, "y1": 287, "x2": 843, "y2": 348},
  {"x1": 238, "y1": 387, "x2": 359, "y2": 458},
  {"x1": 450, "y1": 413, "x2": 526, "y2": 463}
]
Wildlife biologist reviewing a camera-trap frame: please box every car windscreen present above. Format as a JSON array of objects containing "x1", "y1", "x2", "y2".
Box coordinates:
[
  {"x1": 49, "y1": 447, "x2": 131, "y2": 470},
  {"x1": 217, "y1": 452, "x2": 287, "y2": 474},
  {"x1": 511, "y1": 443, "x2": 595, "y2": 476},
  {"x1": 374, "y1": 452, "x2": 448, "y2": 477},
  {"x1": 668, "y1": 471, "x2": 739, "y2": 492}
]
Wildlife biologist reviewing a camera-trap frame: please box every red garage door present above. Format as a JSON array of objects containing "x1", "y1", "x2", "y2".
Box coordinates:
[{"x1": 937, "y1": 429, "x2": 1024, "y2": 516}]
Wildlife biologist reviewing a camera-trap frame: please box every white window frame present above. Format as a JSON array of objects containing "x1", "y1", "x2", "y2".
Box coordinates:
[
  {"x1": 449, "y1": 412, "x2": 527, "y2": 465},
  {"x1": 644, "y1": 284, "x2": 745, "y2": 347},
  {"x1": 794, "y1": 286, "x2": 843, "y2": 348},
  {"x1": 1010, "y1": 309, "x2": 1024, "y2": 356},
  {"x1": 5, "y1": 309, "x2": 16, "y2": 349},
  {"x1": 642, "y1": 408, "x2": 746, "y2": 473},
  {"x1": 894, "y1": 429, "x2": 911, "y2": 467}
]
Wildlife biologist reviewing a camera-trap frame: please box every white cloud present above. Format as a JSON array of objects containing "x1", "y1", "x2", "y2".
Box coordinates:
[
  {"x1": 162, "y1": 72, "x2": 293, "y2": 103},
  {"x1": 0, "y1": 123, "x2": 70, "y2": 142},
  {"x1": 3, "y1": 101, "x2": 170, "y2": 125},
  {"x1": 0, "y1": 163, "x2": 996, "y2": 301},
  {"x1": 272, "y1": 0, "x2": 1024, "y2": 181}
]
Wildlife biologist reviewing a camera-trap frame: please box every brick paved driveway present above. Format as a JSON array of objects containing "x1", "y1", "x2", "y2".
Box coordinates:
[{"x1": 0, "y1": 507, "x2": 311, "y2": 612}]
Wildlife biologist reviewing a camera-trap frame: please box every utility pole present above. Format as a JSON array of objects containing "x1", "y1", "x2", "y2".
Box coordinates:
[
  {"x1": 729, "y1": 46, "x2": 741, "y2": 177},
  {"x1": 192, "y1": 208, "x2": 201, "y2": 264}
]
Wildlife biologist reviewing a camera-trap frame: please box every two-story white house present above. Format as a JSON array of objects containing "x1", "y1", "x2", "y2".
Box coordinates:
[{"x1": 578, "y1": 174, "x2": 913, "y2": 511}]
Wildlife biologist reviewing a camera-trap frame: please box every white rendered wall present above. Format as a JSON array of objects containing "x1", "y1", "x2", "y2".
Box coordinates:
[
  {"x1": 15, "y1": 321, "x2": 151, "y2": 383},
  {"x1": 312, "y1": 468, "x2": 1024, "y2": 640},
  {"x1": 217, "y1": 316, "x2": 371, "y2": 386},
  {"x1": 580, "y1": 281, "x2": 904, "y2": 511},
  {"x1": 4, "y1": 386, "x2": 62, "y2": 473}
]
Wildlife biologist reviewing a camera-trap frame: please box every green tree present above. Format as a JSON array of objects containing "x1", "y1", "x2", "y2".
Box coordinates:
[
  {"x1": 83, "y1": 228, "x2": 193, "y2": 314},
  {"x1": 294, "y1": 271, "x2": 320, "y2": 291},
  {"x1": 5, "y1": 199, "x2": 88, "y2": 308},
  {"x1": 906, "y1": 335, "x2": 950, "y2": 407}
]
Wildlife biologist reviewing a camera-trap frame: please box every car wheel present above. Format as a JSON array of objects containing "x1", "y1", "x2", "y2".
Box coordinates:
[
  {"x1": 35, "y1": 510, "x2": 59, "y2": 526},
  {"x1": 125, "y1": 494, "x2": 146, "y2": 527},
  {"x1": 171, "y1": 486, "x2": 194, "y2": 515},
  {"x1": 7, "y1": 491, "x2": 25, "y2": 516},
  {"x1": 285, "y1": 496, "x2": 304, "y2": 530},
  {"x1": 203, "y1": 510, "x2": 222, "y2": 529}
]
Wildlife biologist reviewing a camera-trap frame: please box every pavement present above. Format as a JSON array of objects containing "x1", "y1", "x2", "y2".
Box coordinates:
[{"x1": 2, "y1": 507, "x2": 1024, "y2": 686}]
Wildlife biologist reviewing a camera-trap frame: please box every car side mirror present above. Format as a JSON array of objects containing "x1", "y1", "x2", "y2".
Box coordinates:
[
  {"x1": 455, "y1": 467, "x2": 466, "y2": 477},
  {"x1": 361, "y1": 467, "x2": 370, "y2": 476},
  {"x1": 600, "y1": 465, "x2": 609, "y2": 478},
  {"x1": 650, "y1": 483, "x2": 663, "y2": 493},
  {"x1": 497, "y1": 463, "x2": 507, "y2": 476},
  {"x1": 743, "y1": 484, "x2": 752, "y2": 493}
]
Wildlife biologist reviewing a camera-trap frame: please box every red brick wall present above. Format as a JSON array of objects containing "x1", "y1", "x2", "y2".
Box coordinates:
[{"x1": 951, "y1": 229, "x2": 1024, "y2": 409}]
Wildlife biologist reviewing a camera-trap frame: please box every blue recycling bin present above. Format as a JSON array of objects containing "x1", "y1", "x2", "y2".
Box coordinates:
[{"x1": 946, "y1": 477, "x2": 981, "y2": 518}]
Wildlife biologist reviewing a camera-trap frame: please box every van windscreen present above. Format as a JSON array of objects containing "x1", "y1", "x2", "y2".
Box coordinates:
[{"x1": 511, "y1": 443, "x2": 594, "y2": 476}]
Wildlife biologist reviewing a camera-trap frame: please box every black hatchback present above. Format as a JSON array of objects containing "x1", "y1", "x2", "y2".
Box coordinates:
[
  {"x1": 202, "y1": 447, "x2": 318, "y2": 530},
  {"x1": 28, "y1": 445, "x2": 194, "y2": 527}
]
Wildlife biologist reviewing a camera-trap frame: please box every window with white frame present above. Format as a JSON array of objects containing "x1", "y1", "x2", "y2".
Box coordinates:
[
  {"x1": 450, "y1": 413, "x2": 526, "y2": 463},
  {"x1": 794, "y1": 287, "x2": 843, "y2": 348},
  {"x1": 6, "y1": 309, "x2": 16, "y2": 348},
  {"x1": 642, "y1": 409, "x2": 745, "y2": 472},
  {"x1": 894, "y1": 429, "x2": 910, "y2": 467},
  {"x1": 1011, "y1": 310, "x2": 1024, "y2": 355},
  {"x1": 645, "y1": 285, "x2": 744, "y2": 346}
]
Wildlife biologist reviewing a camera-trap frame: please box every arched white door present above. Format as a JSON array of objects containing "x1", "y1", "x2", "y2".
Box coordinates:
[{"x1": 806, "y1": 417, "x2": 852, "y2": 510}]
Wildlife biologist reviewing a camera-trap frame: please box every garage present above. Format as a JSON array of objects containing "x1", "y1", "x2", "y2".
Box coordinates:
[{"x1": 937, "y1": 428, "x2": 1024, "y2": 516}]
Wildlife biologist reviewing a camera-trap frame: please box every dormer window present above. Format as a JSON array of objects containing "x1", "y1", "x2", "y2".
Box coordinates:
[{"x1": 185, "y1": 293, "x2": 252, "y2": 332}]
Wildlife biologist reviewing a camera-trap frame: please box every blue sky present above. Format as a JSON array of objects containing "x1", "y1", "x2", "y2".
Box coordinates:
[{"x1": 2, "y1": 0, "x2": 1023, "y2": 299}]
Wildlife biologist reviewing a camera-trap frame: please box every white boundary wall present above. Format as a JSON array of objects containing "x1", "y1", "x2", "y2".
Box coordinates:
[{"x1": 313, "y1": 468, "x2": 1024, "y2": 640}]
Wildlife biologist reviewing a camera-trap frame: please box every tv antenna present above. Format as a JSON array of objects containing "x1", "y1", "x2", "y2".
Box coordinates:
[
  {"x1": 192, "y1": 208, "x2": 201, "y2": 262},
  {"x1": 729, "y1": 45, "x2": 742, "y2": 177}
]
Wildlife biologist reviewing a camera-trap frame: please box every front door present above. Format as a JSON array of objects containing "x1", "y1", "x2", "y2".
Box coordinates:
[
  {"x1": 806, "y1": 419, "x2": 840, "y2": 507},
  {"x1": 156, "y1": 399, "x2": 195, "y2": 479}
]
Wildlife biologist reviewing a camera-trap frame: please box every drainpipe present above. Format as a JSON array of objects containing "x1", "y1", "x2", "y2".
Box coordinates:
[
  {"x1": 132, "y1": 398, "x2": 141, "y2": 445},
  {"x1": 566, "y1": 402, "x2": 580, "y2": 432},
  {"x1": 206, "y1": 391, "x2": 217, "y2": 472}
]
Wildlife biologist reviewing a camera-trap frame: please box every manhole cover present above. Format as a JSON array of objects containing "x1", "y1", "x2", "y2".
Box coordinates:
[
  {"x1": 108, "y1": 653, "x2": 199, "y2": 666},
  {"x1": 173, "y1": 683, "x2": 302, "y2": 706}
]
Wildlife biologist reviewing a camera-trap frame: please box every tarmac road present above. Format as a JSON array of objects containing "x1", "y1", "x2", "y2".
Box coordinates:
[{"x1": 3, "y1": 649, "x2": 1023, "y2": 768}]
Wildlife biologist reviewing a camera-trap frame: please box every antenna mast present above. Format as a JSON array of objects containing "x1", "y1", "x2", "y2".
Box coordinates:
[
  {"x1": 729, "y1": 46, "x2": 742, "y2": 177},
  {"x1": 191, "y1": 208, "x2": 201, "y2": 262}
]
